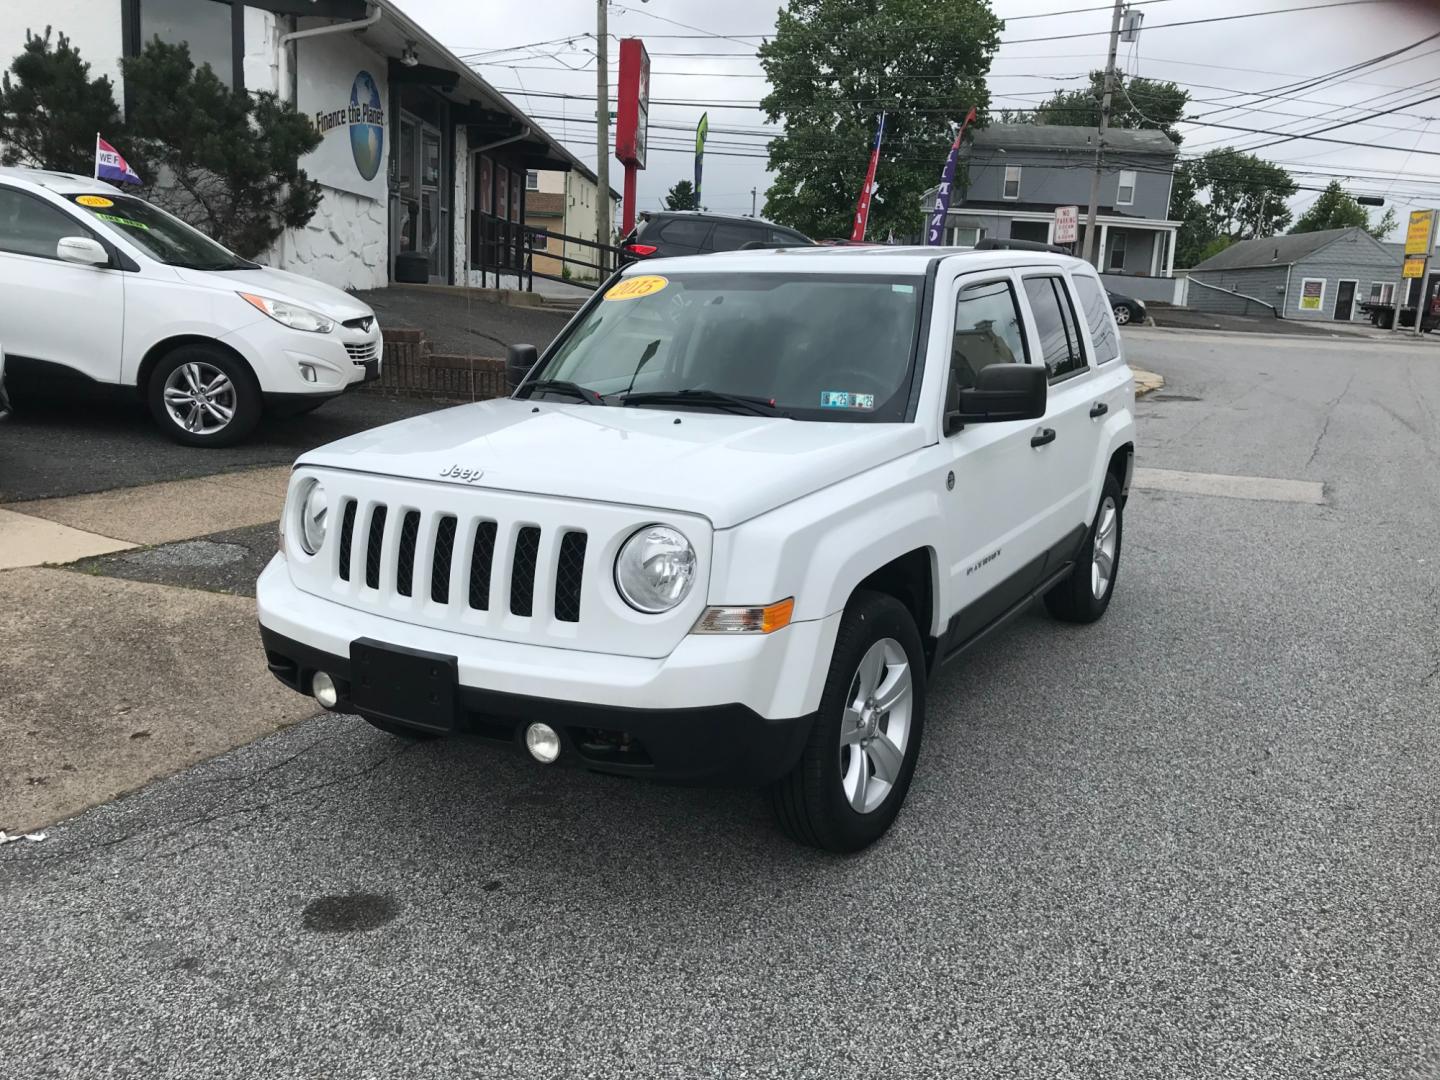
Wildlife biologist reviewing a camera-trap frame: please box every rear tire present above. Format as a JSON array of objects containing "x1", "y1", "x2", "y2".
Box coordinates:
[
  {"x1": 1113, "y1": 304, "x2": 1133, "y2": 325},
  {"x1": 768, "y1": 590, "x2": 926, "y2": 853},
  {"x1": 1044, "y1": 473, "x2": 1123, "y2": 624},
  {"x1": 146, "y1": 345, "x2": 261, "y2": 448}
]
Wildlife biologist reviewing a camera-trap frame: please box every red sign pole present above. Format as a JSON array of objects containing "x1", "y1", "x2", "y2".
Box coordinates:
[{"x1": 615, "y1": 38, "x2": 650, "y2": 237}]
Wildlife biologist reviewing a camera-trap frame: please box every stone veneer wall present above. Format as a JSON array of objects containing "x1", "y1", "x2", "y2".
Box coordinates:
[{"x1": 272, "y1": 186, "x2": 389, "y2": 291}]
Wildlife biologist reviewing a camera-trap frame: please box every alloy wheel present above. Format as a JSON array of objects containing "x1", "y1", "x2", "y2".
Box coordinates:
[
  {"x1": 162, "y1": 362, "x2": 237, "y2": 436},
  {"x1": 1113, "y1": 305, "x2": 1131, "y2": 325},
  {"x1": 1091, "y1": 495, "x2": 1118, "y2": 600},
  {"x1": 838, "y1": 637, "x2": 913, "y2": 814}
]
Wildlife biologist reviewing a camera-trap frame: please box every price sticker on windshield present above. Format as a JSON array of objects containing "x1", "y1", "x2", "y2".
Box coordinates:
[
  {"x1": 605, "y1": 275, "x2": 669, "y2": 301},
  {"x1": 76, "y1": 195, "x2": 114, "y2": 208}
]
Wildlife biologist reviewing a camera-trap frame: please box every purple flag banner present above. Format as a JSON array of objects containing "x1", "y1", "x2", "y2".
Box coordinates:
[{"x1": 925, "y1": 107, "x2": 977, "y2": 245}]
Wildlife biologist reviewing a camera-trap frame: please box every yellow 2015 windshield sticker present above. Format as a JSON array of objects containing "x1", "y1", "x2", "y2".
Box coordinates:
[
  {"x1": 76, "y1": 195, "x2": 114, "y2": 208},
  {"x1": 604, "y1": 275, "x2": 669, "y2": 301}
]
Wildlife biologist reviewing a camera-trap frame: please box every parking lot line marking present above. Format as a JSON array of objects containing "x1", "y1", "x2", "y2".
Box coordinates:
[
  {"x1": 0, "y1": 509, "x2": 136, "y2": 569},
  {"x1": 1132, "y1": 467, "x2": 1325, "y2": 505}
]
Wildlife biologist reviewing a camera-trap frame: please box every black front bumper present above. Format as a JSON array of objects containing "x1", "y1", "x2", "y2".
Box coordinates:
[{"x1": 260, "y1": 626, "x2": 814, "y2": 786}]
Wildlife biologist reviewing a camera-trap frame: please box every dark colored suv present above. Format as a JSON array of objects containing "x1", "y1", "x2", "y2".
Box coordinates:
[{"x1": 620, "y1": 211, "x2": 814, "y2": 261}]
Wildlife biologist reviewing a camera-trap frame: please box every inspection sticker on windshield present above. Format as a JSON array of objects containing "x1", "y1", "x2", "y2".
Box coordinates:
[
  {"x1": 75, "y1": 195, "x2": 114, "y2": 208},
  {"x1": 93, "y1": 212, "x2": 149, "y2": 230},
  {"x1": 605, "y1": 275, "x2": 669, "y2": 301},
  {"x1": 821, "y1": 391, "x2": 875, "y2": 410}
]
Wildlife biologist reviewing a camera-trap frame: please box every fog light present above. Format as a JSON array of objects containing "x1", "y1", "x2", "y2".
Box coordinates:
[
  {"x1": 311, "y1": 670, "x2": 338, "y2": 709},
  {"x1": 299, "y1": 363, "x2": 317, "y2": 383},
  {"x1": 525, "y1": 722, "x2": 561, "y2": 764}
]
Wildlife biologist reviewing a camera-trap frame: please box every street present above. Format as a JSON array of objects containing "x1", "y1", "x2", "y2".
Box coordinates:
[{"x1": 3, "y1": 328, "x2": 1438, "y2": 1078}]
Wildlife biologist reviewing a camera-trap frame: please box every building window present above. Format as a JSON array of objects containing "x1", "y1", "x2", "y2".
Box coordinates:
[
  {"x1": 949, "y1": 225, "x2": 984, "y2": 247},
  {"x1": 1117, "y1": 170, "x2": 1136, "y2": 206},
  {"x1": 1108, "y1": 232, "x2": 1127, "y2": 272},
  {"x1": 526, "y1": 170, "x2": 539, "y2": 191},
  {"x1": 1370, "y1": 281, "x2": 1394, "y2": 304},
  {"x1": 127, "y1": 0, "x2": 240, "y2": 90},
  {"x1": 1003, "y1": 165, "x2": 1021, "y2": 200}
]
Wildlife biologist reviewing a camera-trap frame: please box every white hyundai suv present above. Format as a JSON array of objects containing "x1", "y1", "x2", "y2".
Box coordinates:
[
  {"x1": 258, "y1": 245, "x2": 1135, "y2": 851},
  {"x1": 0, "y1": 167, "x2": 382, "y2": 446}
]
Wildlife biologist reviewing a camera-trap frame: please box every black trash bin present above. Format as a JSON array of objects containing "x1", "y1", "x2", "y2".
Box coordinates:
[{"x1": 394, "y1": 253, "x2": 429, "y2": 284}]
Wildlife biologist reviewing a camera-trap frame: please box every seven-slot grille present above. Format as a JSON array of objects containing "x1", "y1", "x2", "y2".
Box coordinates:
[
  {"x1": 335, "y1": 498, "x2": 586, "y2": 623},
  {"x1": 345, "y1": 340, "x2": 380, "y2": 364}
]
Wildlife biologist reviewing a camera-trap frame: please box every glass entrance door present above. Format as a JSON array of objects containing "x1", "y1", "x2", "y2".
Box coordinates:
[{"x1": 397, "y1": 111, "x2": 446, "y2": 282}]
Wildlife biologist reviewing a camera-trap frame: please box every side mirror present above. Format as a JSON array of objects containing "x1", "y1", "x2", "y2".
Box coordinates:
[
  {"x1": 506, "y1": 344, "x2": 538, "y2": 394},
  {"x1": 945, "y1": 363, "x2": 1047, "y2": 432},
  {"x1": 56, "y1": 236, "x2": 109, "y2": 267}
]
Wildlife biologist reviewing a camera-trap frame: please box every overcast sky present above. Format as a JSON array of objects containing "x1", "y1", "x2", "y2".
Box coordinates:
[{"x1": 401, "y1": 0, "x2": 1440, "y2": 238}]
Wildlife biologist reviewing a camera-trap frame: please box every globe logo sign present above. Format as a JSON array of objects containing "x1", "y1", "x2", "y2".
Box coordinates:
[{"x1": 349, "y1": 71, "x2": 384, "y2": 181}]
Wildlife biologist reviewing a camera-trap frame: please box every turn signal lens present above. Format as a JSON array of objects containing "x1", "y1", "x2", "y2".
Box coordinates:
[{"x1": 692, "y1": 598, "x2": 794, "y2": 635}]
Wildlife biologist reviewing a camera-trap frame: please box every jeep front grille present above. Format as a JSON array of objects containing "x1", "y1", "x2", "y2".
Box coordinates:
[
  {"x1": 291, "y1": 471, "x2": 712, "y2": 658},
  {"x1": 334, "y1": 500, "x2": 586, "y2": 622}
]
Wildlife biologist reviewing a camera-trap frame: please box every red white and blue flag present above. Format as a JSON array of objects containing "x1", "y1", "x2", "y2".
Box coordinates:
[
  {"x1": 850, "y1": 113, "x2": 886, "y2": 244},
  {"x1": 925, "y1": 106, "x2": 978, "y2": 245},
  {"x1": 94, "y1": 134, "x2": 141, "y2": 185}
]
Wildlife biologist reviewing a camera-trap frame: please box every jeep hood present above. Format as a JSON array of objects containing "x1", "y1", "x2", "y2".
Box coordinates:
[{"x1": 298, "y1": 398, "x2": 927, "y2": 528}]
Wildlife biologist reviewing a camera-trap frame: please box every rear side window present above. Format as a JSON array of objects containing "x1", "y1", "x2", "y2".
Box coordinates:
[
  {"x1": 0, "y1": 187, "x2": 89, "y2": 260},
  {"x1": 951, "y1": 279, "x2": 1027, "y2": 390},
  {"x1": 710, "y1": 221, "x2": 764, "y2": 251},
  {"x1": 658, "y1": 219, "x2": 711, "y2": 247},
  {"x1": 1022, "y1": 276, "x2": 1087, "y2": 382},
  {"x1": 1071, "y1": 274, "x2": 1119, "y2": 364},
  {"x1": 769, "y1": 228, "x2": 810, "y2": 246}
]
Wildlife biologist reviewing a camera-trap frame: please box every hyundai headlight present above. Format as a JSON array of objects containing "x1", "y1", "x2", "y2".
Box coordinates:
[
  {"x1": 239, "y1": 292, "x2": 335, "y2": 334},
  {"x1": 614, "y1": 525, "x2": 696, "y2": 613},
  {"x1": 295, "y1": 478, "x2": 328, "y2": 555}
]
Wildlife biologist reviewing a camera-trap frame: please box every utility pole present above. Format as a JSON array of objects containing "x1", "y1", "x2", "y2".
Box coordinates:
[
  {"x1": 1082, "y1": 0, "x2": 1125, "y2": 267},
  {"x1": 595, "y1": 0, "x2": 610, "y2": 264},
  {"x1": 750, "y1": 187, "x2": 757, "y2": 217}
]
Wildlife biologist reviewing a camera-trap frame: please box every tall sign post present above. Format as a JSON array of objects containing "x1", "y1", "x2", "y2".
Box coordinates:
[
  {"x1": 924, "y1": 106, "x2": 977, "y2": 245},
  {"x1": 595, "y1": 1, "x2": 610, "y2": 259},
  {"x1": 1397, "y1": 208, "x2": 1435, "y2": 335},
  {"x1": 615, "y1": 38, "x2": 650, "y2": 238}
]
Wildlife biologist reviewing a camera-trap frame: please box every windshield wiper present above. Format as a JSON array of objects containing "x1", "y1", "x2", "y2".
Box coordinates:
[
  {"x1": 620, "y1": 388, "x2": 786, "y2": 417},
  {"x1": 521, "y1": 379, "x2": 604, "y2": 405}
]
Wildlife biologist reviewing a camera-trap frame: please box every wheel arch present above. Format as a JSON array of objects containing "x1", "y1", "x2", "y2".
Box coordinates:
[
  {"x1": 1107, "y1": 441, "x2": 1134, "y2": 501},
  {"x1": 850, "y1": 547, "x2": 939, "y2": 670},
  {"x1": 136, "y1": 335, "x2": 259, "y2": 398}
]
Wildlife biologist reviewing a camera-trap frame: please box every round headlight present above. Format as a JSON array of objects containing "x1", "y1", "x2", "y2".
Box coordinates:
[
  {"x1": 296, "y1": 479, "x2": 328, "y2": 555},
  {"x1": 615, "y1": 525, "x2": 696, "y2": 613}
]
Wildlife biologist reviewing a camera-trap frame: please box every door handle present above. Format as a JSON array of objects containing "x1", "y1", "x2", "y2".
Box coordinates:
[
  {"x1": 1031, "y1": 428, "x2": 1056, "y2": 448},
  {"x1": 1090, "y1": 401, "x2": 1109, "y2": 418}
]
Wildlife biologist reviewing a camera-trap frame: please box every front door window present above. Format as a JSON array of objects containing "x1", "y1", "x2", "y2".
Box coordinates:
[{"x1": 397, "y1": 112, "x2": 445, "y2": 280}]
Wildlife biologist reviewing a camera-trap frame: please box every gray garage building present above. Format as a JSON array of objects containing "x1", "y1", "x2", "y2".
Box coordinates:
[{"x1": 1188, "y1": 227, "x2": 1401, "y2": 323}]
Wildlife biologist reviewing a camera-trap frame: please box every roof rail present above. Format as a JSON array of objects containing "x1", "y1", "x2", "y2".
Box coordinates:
[{"x1": 974, "y1": 237, "x2": 1074, "y2": 256}]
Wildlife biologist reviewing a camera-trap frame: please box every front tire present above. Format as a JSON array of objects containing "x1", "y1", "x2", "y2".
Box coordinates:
[
  {"x1": 1044, "y1": 473, "x2": 1123, "y2": 624},
  {"x1": 768, "y1": 591, "x2": 926, "y2": 852},
  {"x1": 1113, "y1": 304, "x2": 1133, "y2": 326},
  {"x1": 146, "y1": 345, "x2": 261, "y2": 447}
]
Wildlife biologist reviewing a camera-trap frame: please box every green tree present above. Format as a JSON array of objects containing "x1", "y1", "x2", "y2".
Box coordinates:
[
  {"x1": 0, "y1": 27, "x2": 131, "y2": 176},
  {"x1": 758, "y1": 0, "x2": 1002, "y2": 239},
  {"x1": 664, "y1": 179, "x2": 698, "y2": 211},
  {"x1": 1291, "y1": 180, "x2": 1397, "y2": 239},
  {"x1": 1034, "y1": 72, "x2": 1189, "y2": 144},
  {"x1": 1170, "y1": 161, "x2": 1217, "y2": 268},
  {"x1": 1194, "y1": 148, "x2": 1297, "y2": 240},
  {"x1": 122, "y1": 39, "x2": 322, "y2": 258}
]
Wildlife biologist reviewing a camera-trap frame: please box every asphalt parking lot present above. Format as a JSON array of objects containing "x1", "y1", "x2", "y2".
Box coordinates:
[{"x1": 2, "y1": 328, "x2": 1439, "y2": 1078}]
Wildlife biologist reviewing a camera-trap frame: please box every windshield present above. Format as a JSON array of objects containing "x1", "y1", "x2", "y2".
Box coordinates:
[
  {"x1": 533, "y1": 271, "x2": 924, "y2": 422},
  {"x1": 65, "y1": 194, "x2": 255, "y2": 270}
]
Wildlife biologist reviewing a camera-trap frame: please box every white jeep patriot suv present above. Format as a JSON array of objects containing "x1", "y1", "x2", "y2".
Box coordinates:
[{"x1": 258, "y1": 245, "x2": 1135, "y2": 852}]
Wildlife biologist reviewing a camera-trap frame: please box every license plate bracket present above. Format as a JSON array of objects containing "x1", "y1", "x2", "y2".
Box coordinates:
[{"x1": 349, "y1": 639, "x2": 458, "y2": 733}]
